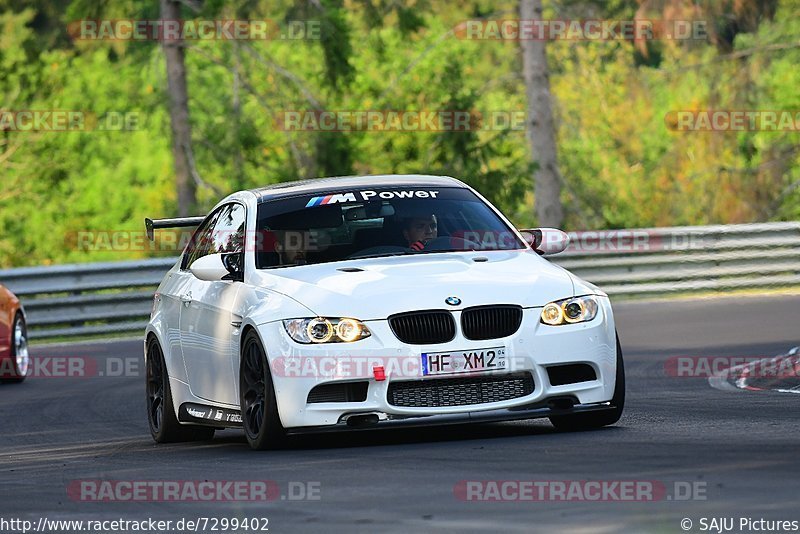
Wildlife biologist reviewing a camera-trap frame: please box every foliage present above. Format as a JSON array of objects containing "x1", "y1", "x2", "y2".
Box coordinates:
[{"x1": 0, "y1": 0, "x2": 798, "y2": 267}]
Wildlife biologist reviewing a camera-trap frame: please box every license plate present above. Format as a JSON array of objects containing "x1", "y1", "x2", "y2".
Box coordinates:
[{"x1": 421, "y1": 347, "x2": 506, "y2": 376}]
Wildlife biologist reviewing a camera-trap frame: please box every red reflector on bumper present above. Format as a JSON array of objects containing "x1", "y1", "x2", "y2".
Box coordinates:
[{"x1": 373, "y1": 366, "x2": 386, "y2": 381}]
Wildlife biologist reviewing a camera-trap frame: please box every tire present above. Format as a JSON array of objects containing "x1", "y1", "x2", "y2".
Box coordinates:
[
  {"x1": 549, "y1": 333, "x2": 625, "y2": 431},
  {"x1": 146, "y1": 336, "x2": 215, "y2": 443},
  {"x1": 240, "y1": 330, "x2": 287, "y2": 450},
  {"x1": 1, "y1": 313, "x2": 29, "y2": 383}
]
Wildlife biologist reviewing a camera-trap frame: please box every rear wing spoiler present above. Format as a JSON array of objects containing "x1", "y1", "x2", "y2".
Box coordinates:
[{"x1": 145, "y1": 216, "x2": 205, "y2": 241}]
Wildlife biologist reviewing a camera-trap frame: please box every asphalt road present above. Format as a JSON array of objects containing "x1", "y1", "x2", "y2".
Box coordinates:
[{"x1": 1, "y1": 294, "x2": 799, "y2": 533}]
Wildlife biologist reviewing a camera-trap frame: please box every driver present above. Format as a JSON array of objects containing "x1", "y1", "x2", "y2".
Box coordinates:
[{"x1": 402, "y1": 214, "x2": 438, "y2": 251}]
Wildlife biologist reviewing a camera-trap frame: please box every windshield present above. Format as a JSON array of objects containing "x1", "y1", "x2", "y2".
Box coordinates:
[{"x1": 255, "y1": 186, "x2": 526, "y2": 269}]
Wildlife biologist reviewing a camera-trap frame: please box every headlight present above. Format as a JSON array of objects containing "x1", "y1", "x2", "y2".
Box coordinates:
[
  {"x1": 540, "y1": 296, "x2": 599, "y2": 326},
  {"x1": 283, "y1": 317, "x2": 371, "y2": 344}
]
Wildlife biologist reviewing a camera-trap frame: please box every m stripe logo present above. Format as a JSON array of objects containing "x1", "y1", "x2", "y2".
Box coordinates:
[{"x1": 305, "y1": 192, "x2": 357, "y2": 207}]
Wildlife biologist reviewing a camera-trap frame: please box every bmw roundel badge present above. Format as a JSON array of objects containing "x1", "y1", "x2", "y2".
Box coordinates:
[{"x1": 445, "y1": 296, "x2": 461, "y2": 306}]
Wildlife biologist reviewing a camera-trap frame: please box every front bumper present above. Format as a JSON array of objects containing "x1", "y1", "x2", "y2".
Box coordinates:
[{"x1": 259, "y1": 297, "x2": 617, "y2": 429}]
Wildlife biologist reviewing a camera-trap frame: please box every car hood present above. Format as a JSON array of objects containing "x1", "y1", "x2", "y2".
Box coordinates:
[{"x1": 252, "y1": 251, "x2": 575, "y2": 320}]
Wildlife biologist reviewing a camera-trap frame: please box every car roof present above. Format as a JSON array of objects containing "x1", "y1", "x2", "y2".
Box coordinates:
[{"x1": 250, "y1": 174, "x2": 466, "y2": 202}]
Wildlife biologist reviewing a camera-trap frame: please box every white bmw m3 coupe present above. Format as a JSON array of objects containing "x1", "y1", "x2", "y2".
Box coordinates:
[{"x1": 145, "y1": 175, "x2": 624, "y2": 450}]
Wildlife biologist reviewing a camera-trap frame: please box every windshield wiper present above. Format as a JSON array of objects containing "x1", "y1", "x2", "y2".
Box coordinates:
[{"x1": 348, "y1": 251, "x2": 415, "y2": 260}]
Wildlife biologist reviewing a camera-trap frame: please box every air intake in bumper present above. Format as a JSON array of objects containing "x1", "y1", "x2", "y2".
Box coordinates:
[
  {"x1": 546, "y1": 364, "x2": 597, "y2": 386},
  {"x1": 307, "y1": 382, "x2": 369, "y2": 403},
  {"x1": 387, "y1": 372, "x2": 534, "y2": 407}
]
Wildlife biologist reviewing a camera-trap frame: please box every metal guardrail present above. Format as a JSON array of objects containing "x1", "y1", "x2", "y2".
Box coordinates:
[
  {"x1": 556, "y1": 222, "x2": 800, "y2": 295},
  {"x1": 0, "y1": 258, "x2": 176, "y2": 339},
  {"x1": 1, "y1": 222, "x2": 798, "y2": 339}
]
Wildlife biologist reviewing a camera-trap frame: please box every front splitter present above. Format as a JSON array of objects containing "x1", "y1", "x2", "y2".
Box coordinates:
[{"x1": 285, "y1": 399, "x2": 617, "y2": 435}]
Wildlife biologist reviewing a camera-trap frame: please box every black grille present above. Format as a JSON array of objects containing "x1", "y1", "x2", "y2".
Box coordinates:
[
  {"x1": 547, "y1": 364, "x2": 597, "y2": 386},
  {"x1": 387, "y1": 372, "x2": 534, "y2": 407},
  {"x1": 389, "y1": 310, "x2": 456, "y2": 345},
  {"x1": 461, "y1": 305, "x2": 523, "y2": 340},
  {"x1": 307, "y1": 382, "x2": 368, "y2": 403}
]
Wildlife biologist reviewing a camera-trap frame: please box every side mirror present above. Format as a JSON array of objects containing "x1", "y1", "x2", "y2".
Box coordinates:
[
  {"x1": 519, "y1": 228, "x2": 570, "y2": 256},
  {"x1": 190, "y1": 253, "x2": 243, "y2": 282}
]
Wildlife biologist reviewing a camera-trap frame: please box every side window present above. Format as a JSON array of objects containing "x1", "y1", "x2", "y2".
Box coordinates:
[
  {"x1": 209, "y1": 203, "x2": 246, "y2": 255},
  {"x1": 181, "y1": 210, "x2": 221, "y2": 270}
]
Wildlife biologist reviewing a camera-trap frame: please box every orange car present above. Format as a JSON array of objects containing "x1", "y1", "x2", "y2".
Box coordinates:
[{"x1": 0, "y1": 284, "x2": 28, "y2": 382}]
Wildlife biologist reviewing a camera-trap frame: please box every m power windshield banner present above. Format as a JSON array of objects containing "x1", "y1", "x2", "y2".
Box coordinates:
[{"x1": 305, "y1": 189, "x2": 441, "y2": 207}]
